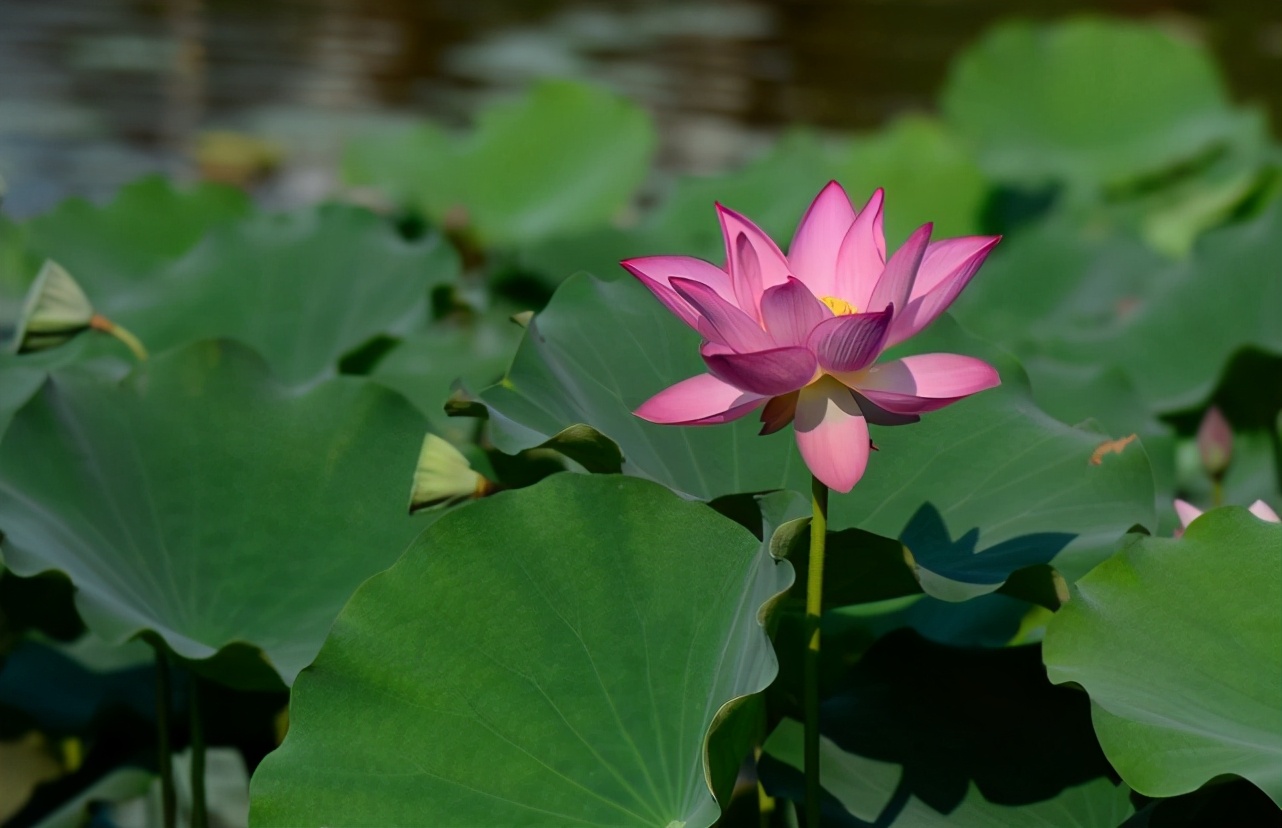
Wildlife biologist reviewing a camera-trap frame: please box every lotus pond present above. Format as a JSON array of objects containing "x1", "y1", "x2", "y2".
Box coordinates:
[{"x1": 0, "y1": 14, "x2": 1280, "y2": 828}]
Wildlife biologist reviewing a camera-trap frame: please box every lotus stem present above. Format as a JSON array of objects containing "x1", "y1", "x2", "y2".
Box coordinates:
[
  {"x1": 804, "y1": 474, "x2": 829, "y2": 827},
  {"x1": 190, "y1": 673, "x2": 208, "y2": 828},
  {"x1": 1211, "y1": 479, "x2": 1224, "y2": 509},
  {"x1": 754, "y1": 746, "x2": 775, "y2": 828},
  {"x1": 154, "y1": 644, "x2": 177, "y2": 828},
  {"x1": 90, "y1": 314, "x2": 149, "y2": 361}
]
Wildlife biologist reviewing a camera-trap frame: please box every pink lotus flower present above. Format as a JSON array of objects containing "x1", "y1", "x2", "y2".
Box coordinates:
[
  {"x1": 1174, "y1": 498, "x2": 1280, "y2": 533},
  {"x1": 623, "y1": 182, "x2": 1002, "y2": 492}
]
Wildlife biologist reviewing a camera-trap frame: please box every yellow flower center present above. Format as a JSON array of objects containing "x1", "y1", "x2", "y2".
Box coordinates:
[{"x1": 821, "y1": 296, "x2": 857, "y2": 316}]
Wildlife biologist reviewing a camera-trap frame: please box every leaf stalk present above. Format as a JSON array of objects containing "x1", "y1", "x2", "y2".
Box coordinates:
[{"x1": 804, "y1": 474, "x2": 829, "y2": 827}]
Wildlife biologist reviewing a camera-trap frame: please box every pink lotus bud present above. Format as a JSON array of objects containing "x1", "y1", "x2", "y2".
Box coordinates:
[{"x1": 1196, "y1": 406, "x2": 1232, "y2": 479}]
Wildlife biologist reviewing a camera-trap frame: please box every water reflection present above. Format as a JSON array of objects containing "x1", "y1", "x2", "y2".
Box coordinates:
[{"x1": 0, "y1": 0, "x2": 1278, "y2": 216}]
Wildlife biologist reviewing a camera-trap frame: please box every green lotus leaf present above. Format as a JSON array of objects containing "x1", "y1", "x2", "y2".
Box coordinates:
[
  {"x1": 118, "y1": 204, "x2": 460, "y2": 384},
  {"x1": 519, "y1": 118, "x2": 985, "y2": 288},
  {"x1": 515, "y1": 130, "x2": 836, "y2": 287},
  {"x1": 344, "y1": 80, "x2": 655, "y2": 245},
  {"x1": 0, "y1": 214, "x2": 37, "y2": 317},
  {"x1": 0, "y1": 359, "x2": 52, "y2": 440},
  {"x1": 0, "y1": 178, "x2": 246, "y2": 338},
  {"x1": 0, "y1": 340, "x2": 119, "y2": 445},
  {"x1": 1043, "y1": 507, "x2": 1282, "y2": 805},
  {"x1": 773, "y1": 514, "x2": 1070, "y2": 611},
  {"x1": 0, "y1": 340, "x2": 429, "y2": 685},
  {"x1": 340, "y1": 122, "x2": 454, "y2": 211},
  {"x1": 648, "y1": 131, "x2": 840, "y2": 260},
  {"x1": 1060, "y1": 201, "x2": 1282, "y2": 413},
  {"x1": 369, "y1": 312, "x2": 522, "y2": 441},
  {"x1": 830, "y1": 115, "x2": 987, "y2": 244},
  {"x1": 473, "y1": 272, "x2": 1155, "y2": 578},
  {"x1": 31, "y1": 767, "x2": 154, "y2": 828},
  {"x1": 23, "y1": 176, "x2": 250, "y2": 299},
  {"x1": 761, "y1": 628, "x2": 1127, "y2": 825},
  {"x1": 955, "y1": 201, "x2": 1282, "y2": 417},
  {"x1": 941, "y1": 17, "x2": 1265, "y2": 192},
  {"x1": 249, "y1": 474, "x2": 793, "y2": 826},
  {"x1": 763, "y1": 715, "x2": 1133, "y2": 828}
]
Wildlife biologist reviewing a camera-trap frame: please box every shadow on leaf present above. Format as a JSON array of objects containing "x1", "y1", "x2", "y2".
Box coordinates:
[{"x1": 821, "y1": 628, "x2": 1112, "y2": 816}]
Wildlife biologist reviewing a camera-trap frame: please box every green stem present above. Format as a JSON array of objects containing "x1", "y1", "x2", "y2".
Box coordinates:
[
  {"x1": 754, "y1": 747, "x2": 775, "y2": 828},
  {"x1": 1211, "y1": 477, "x2": 1224, "y2": 509},
  {"x1": 90, "y1": 314, "x2": 149, "y2": 361},
  {"x1": 190, "y1": 673, "x2": 208, "y2": 828},
  {"x1": 154, "y1": 645, "x2": 177, "y2": 828},
  {"x1": 804, "y1": 475, "x2": 829, "y2": 827}
]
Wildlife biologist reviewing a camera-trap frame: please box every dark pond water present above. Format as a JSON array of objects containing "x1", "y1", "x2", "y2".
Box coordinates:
[{"x1": 1, "y1": 0, "x2": 1279, "y2": 217}]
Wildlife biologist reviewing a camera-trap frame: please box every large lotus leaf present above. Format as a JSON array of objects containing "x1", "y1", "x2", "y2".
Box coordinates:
[
  {"x1": 341, "y1": 121, "x2": 455, "y2": 212},
  {"x1": 646, "y1": 131, "x2": 841, "y2": 261},
  {"x1": 652, "y1": 121, "x2": 987, "y2": 259},
  {"x1": 22, "y1": 176, "x2": 250, "y2": 298},
  {"x1": 830, "y1": 115, "x2": 987, "y2": 244},
  {"x1": 949, "y1": 215, "x2": 1166, "y2": 354},
  {"x1": 369, "y1": 313, "x2": 524, "y2": 441},
  {"x1": 0, "y1": 179, "x2": 246, "y2": 338},
  {"x1": 518, "y1": 119, "x2": 985, "y2": 287},
  {"x1": 760, "y1": 631, "x2": 1124, "y2": 825},
  {"x1": 344, "y1": 80, "x2": 655, "y2": 245},
  {"x1": 476, "y1": 272, "x2": 1155, "y2": 578},
  {"x1": 1043, "y1": 507, "x2": 1282, "y2": 805},
  {"x1": 514, "y1": 130, "x2": 835, "y2": 287},
  {"x1": 0, "y1": 359, "x2": 48, "y2": 439},
  {"x1": 119, "y1": 205, "x2": 459, "y2": 384},
  {"x1": 0, "y1": 342, "x2": 127, "y2": 445},
  {"x1": 1057, "y1": 201, "x2": 1282, "y2": 412},
  {"x1": 0, "y1": 217, "x2": 39, "y2": 332},
  {"x1": 940, "y1": 17, "x2": 1264, "y2": 192},
  {"x1": 479, "y1": 273, "x2": 810, "y2": 495},
  {"x1": 761, "y1": 719, "x2": 902, "y2": 823},
  {"x1": 955, "y1": 201, "x2": 1282, "y2": 416},
  {"x1": 1123, "y1": 136, "x2": 1275, "y2": 259},
  {"x1": 0, "y1": 340, "x2": 429, "y2": 685},
  {"x1": 771, "y1": 516, "x2": 1068, "y2": 612},
  {"x1": 30, "y1": 767, "x2": 154, "y2": 828},
  {"x1": 761, "y1": 717, "x2": 1132, "y2": 828},
  {"x1": 897, "y1": 780, "x2": 1129, "y2": 827},
  {"x1": 249, "y1": 473, "x2": 793, "y2": 826},
  {"x1": 816, "y1": 631, "x2": 1109, "y2": 813}
]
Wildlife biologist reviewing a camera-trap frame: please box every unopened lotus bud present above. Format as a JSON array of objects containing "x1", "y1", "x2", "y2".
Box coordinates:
[
  {"x1": 407, "y1": 434, "x2": 496, "y2": 514},
  {"x1": 11, "y1": 260, "x2": 95, "y2": 354},
  {"x1": 1196, "y1": 406, "x2": 1232, "y2": 479},
  {"x1": 11, "y1": 260, "x2": 148, "y2": 360}
]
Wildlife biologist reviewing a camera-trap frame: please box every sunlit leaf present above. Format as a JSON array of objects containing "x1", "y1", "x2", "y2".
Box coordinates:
[
  {"x1": 941, "y1": 17, "x2": 1266, "y2": 193},
  {"x1": 117, "y1": 205, "x2": 460, "y2": 384},
  {"x1": 831, "y1": 115, "x2": 987, "y2": 244},
  {"x1": 519, "y1": 120, "x2": 986, "y2": 286},
  {"x1": 344, "y1": 80, "x2": 655, "y2": 244},
  {"x1": 249, "y1": 474, "x2": 793, "y2": 826},
  {"x1": 473, "y1": 273, "x2": 1155, "y2": 578},
  {"x1": 1043, "y1": 507, "x2": 1282, "y2": 805},
  {"x1": 369, "y1": 312, "x2": 521, "y2": 441},
  {"x1": 24, "y1": 176, "x2": 250, "y2": 298},
  {"x1": 955, "y1": 200, "x2": 1282, "y2": 415},
  {"x1": 0, "y1": 340, "x2": 429, "y2": 685}
]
